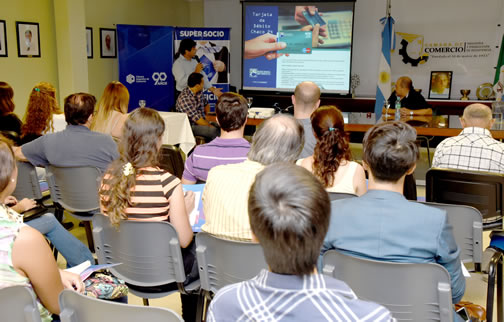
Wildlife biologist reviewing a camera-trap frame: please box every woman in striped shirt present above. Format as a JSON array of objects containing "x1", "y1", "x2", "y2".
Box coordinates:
[{"x1": 99, "y1": 107, "x2": 194, "y2": 247}]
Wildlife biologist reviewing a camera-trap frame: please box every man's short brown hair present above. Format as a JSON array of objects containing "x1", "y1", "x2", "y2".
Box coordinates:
[
  {"x1": 216, "y1": 92, "x2": 248, "y2": 132},
  {"x1": 64, "y1": 93, "x2": 96, "y2": 125}
]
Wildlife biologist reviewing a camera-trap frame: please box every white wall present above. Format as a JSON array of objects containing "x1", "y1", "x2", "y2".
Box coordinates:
[{"x1": 204, "y1": 0, "x2": 504, "y2": 98}]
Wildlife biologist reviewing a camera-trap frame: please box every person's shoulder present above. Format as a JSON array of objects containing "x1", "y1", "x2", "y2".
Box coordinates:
[{"x1": 408, "y1": 200, "x2": 446, "y2": 221}]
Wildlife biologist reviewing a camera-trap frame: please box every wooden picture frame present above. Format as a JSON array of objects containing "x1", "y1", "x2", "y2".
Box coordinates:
[
  {"x1": 100, "y1": 28, "x2": 116, "y2": 58},
  {"x1": 86, "y1": 27, "x2": 93, "y2": 58},
  {"x1": 0, "y1": 20, "x2": 7, "y2": 57},
  {"x1": 428, "y1": 71, "x2": 453, "y2": 100},
  {"x1": 16, "y1": 21, "x2": 40, "y2": 57}
]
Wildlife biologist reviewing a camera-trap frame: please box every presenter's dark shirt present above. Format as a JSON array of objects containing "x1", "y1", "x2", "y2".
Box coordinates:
[{"x1": 388, "y1": 90, "x2": 429, "y2": 110}]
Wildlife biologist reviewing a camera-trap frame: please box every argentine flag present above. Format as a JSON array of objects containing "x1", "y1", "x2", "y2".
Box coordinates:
[{"x1": 374, "y1": 16, "x2": 395, "y2": 121}]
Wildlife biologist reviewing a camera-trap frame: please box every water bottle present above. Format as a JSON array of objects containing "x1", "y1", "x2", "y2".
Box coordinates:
[
  {"x1": 492, "y1": 99, "x2": 504, "y2": 130},
  {"x1": 395, "y1": 97, "x2": 401, "y2": 121}
]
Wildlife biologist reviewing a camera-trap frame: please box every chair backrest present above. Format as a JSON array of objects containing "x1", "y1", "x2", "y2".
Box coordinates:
[
  {"x1": 45, "y1": 165, "x2": 101, "y2": 212},
  {"x1": 328, "y1": 192, "x2": 357, "y2": 201},
  {"x1": 159, "y1": 145, "x2": 185, "y2": 179},
  {"x1": 59, "y1": 289, "x2": 183, "y2": 322},
  {"x1": 0, "y1": 285, "x2": 42, "y2": 322},
  {"x1": 322, "y1": 250, "x2": 453, "y2": 322},
  {"x1": 92, "y1": 214, "x2": 187, "y2": 287},
  {"x1": 196, "y1": 232, "x2": 268, "y2": 294},
  {"x1": 426, "y1": 168, "x2": 504, "y2": 224},
  {"x1": 13, "y1": 161, "x2": 43, "y2": 201},
  {"x1": 421, "y1": 202, "x2": 483, "y2": 266}
]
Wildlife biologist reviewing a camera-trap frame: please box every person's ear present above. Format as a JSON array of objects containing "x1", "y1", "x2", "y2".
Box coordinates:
[
  {"x1": 460, "y1": 117, "x2": 466, "y2": 128},
  {"x1": 291, "y1": 95, "x2": 296, "y2": 106},
  {"x1": 489, "y1": 118, "x2": 496, "y2": 130},
  {"x1": 406, "y1": 164, "x2": 417, "y2": 175},
  {"x1": 362, "y1": 160, "x2": 370, "y2": 172},
  {"x1": 314, "y1": 99, "x2": 320, "y2": 110},
  {"x1": 251, "y1": 232, "x2": 259, "y2": 243}
]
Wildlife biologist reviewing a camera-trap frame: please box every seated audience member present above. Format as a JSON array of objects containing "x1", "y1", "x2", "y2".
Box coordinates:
[
  {"x1": 298, "y1": 105, "x2": 366, "y2": 195},
  {"x1": 433, "y1": 103, "x2": 504, "y2": 173},
  {"x1": 15, "y1": 93, "x2": 119, "y2": 173},
  {"x1": 292, "y1": 81, "x2": 320, "y2": 158},
  {"x1": 20, "y1": 82, "x2": 62, "y2": 145},
  {"x1": 90, "y1": 81, "x2": 129, "y2": 140},
  {"x1": 388, "y1": 76, "x2": 432, "y2": 116},
  {"x1": 202, "y1": 114, "x2": 304, "y2": 241},
  {"x1": 0, "y1": 82, "x2": 22, "y2": 142},
  {"x1": 207, "y1": 163, "x2": 393, "y2": 322},
  {"x1": 0, "y1": 138, "x2": 84, "y2": 321},
  {"x1": 99, "y1": 107, "x2": 197, "y2": 322},
  {"x1": 176, "y1": 72, "x2": 219, "y2": 142},
  {"x1": 182, "y1": 92, "x2": 250, "y2": 184},
  {"x1": 320, "y1": 121, "x2": 465, "y2": 305}
]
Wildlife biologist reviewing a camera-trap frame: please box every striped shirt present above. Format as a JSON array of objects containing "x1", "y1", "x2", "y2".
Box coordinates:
[
  {"x1": 183, "y1": 137, "x2": 250, "y2": 182},
  {"x1": 432, "y1": 127, "x2": 504, "y2": 174},
  {"x1": 207, "y1": 269, "x2": 394, "y2": 322},
  {"x1": 202, "y1": 159, "x2": 264, "y2": 241},
  {"x1": 100, "y1": 167, "x2": 180, "y2": 221}
]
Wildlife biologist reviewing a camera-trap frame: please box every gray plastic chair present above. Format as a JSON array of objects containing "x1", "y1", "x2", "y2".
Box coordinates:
[
  {"x1": 328, "y1": 192, "x2": 357, "y2": 201},
  {"x1": 92, "y1": 214, "x2": 200, "y2": 306},
  {"x1": 0, "y1": 285, "x2": 42, "y2": 322},
  {"x1": 322, "y1": 250, "x2": 453, "y2": 322},
  {"x1": 59, "y1": 289, "x2": 183, "y2": 322},
  {"x1": 13, "y1": 161, "x2": 44, "y2": 201},
  {"x1": 45, "y1": 165, "x2": 102, "y2": 252},
  {"x1": 421, "y1": 202, "x2": 483, "y2": 271}
]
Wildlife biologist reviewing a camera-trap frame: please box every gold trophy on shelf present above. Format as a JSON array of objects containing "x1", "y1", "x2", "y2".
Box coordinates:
[{"x1": 460, "y1": 89, "x2": 470, "y2": 100}]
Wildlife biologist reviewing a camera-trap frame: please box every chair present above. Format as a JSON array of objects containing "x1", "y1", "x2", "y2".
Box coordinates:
[
  {"x1": 426, "y1": 168, "x2": 504, "y2": 229},
  {"x1": 328, "y1": 192, "x2": 357, "y2": 201},
  {"x1": 196, "y1": 232, "x2": 268, "y2": 319},
  {"x1": 92, "y1": 214, "x2": 200, "y2": 306},
  {"x1": 59, "y1": 289, "x2": 183, "y2": 322},
  {"x1": 12, "y1": 161, "x2": 44, "y2": 202},
  {"x1": 322, "y1": 250, "x2": 453, "y2": 322},
  {"x1": 0, "y1": 285, "x2": 42, "y2": 322},
  {"x1": 46, "y1": 165, "x2": 102, "y2": 251},
  {"x1": 421, "y1": 202, "x2": 483, "y2": 271},
  {"x1": 159, "y1": 144, "x2": 185, "y2": 179}
]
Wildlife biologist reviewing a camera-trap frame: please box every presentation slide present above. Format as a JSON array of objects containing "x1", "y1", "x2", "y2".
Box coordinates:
[{"x1": 242, "y1": 2, "x2": 355, "y2": 94}]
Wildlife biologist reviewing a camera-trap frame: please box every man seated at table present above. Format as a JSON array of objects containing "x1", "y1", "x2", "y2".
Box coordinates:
[
  {"x1": 433, "y1": 103, "x2": 504, "y2": 174},
  {"x1": 181, "y1": 92, "x2": 250, "y2": 184},
  {"x1": 320, "y1": 121, "x2": 465, "y2": 306},
  {"x1": 388, "y1": 76, "x2": 432, "y2": 116},
  {"x1": 292, "y1": 81, "x2": 320, "y2": 159},
  {"x1": 201, "y1": 114, "x2": 304, "y2": 241},
  {"x1": 176, "y1": 72, "x2": 219, "y2": 142},
  {"x1": 207, "y1": 163, "x2": 393, "y2": 322},
  {"x1": 15, "y1": 92, "x2": 119, "y2": 173}
]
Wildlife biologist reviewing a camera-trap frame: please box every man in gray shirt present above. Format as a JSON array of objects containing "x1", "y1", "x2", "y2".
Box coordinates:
[
  {"x1": 15, "y1": 92, "x2": 118, "y2": 173},
  {"x1": 292, "y1": 81, "x2": 320, "y2": 159}
]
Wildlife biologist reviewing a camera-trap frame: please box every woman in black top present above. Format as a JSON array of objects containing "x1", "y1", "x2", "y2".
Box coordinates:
[{"x1": 0, "y1": 82, "x2": 22, "y2": 143}]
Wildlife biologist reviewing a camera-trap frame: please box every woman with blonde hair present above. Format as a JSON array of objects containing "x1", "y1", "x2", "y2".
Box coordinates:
[
  {"x1": 0, "y1": 82, "x2": 22, "y2": 142},
  {"x1": 91, "y1": 81, "x2": 130, "y2": 139},
  {"x1": 20, "y1": 82, "x2": 61, "y2": 145},
  {"x1": 298, "y1": 105, "x2": 366, "y2": 196}
]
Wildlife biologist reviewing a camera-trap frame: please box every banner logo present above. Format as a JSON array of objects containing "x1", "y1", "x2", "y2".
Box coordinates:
[
  {"x1": 396, "y1": 32, "x2": 429, "y2": 67},
  {"x1": 152, "y1": 72, "x2": 167, "y2": 85},
  {"x1": 126, "y1": 74, "x2": 135, "y2": 84},
  {"x1": 249, "y1": 68, "x2": 271, "y2": 78}
]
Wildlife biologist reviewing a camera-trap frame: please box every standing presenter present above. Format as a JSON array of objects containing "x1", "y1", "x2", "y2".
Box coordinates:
[{"x1": 172, "y1": 38, "x2": 222, "y2": 99}]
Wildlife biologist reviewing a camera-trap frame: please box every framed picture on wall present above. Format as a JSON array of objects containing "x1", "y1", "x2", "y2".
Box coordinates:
[
  {"x1": 100, "y1": 28, "x2": 116, "y2": 58},
  {"x1": 86, "y1": 27, "x2": 93, "y2": 58},
  {"x1": 0, "y1": 20, "x2": 7, "y2": 57},
  {"x1": 428, "y1": 71, "x2": 452, "y2": 100},
  {"x1": 16, "y1": 21, "x2": 40, "y2": 57}
]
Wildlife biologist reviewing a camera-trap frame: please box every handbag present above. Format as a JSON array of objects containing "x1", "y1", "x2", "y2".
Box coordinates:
[{"x1": 84, "y1": 271, "x2": 129, "y2": 300}]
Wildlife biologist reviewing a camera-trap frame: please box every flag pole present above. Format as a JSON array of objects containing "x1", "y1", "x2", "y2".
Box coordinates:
[{"x1": 386, "y1": 0, "x2": 391, "y2": 17}]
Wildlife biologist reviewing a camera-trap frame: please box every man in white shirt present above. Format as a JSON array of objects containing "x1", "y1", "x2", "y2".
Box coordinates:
[{"x1": 433, "y1": 103, "x2": 504, "y2": 173}]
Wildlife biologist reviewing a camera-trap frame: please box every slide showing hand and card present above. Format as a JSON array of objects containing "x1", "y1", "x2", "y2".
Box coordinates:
[{"x1": 183, "y1": 184, "x2": 206, "y2": 232}]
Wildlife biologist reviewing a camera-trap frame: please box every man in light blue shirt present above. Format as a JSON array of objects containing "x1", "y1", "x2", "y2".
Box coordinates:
[{"x1": 208, "y1": 163, "x2": 393, "y2": 321}]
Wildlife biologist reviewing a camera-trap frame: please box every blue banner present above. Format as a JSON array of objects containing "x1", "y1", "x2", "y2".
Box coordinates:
[
  {"x1": 117, "y1": 24, "x2": 174, "y2": 112},
  {"x1": 175, "y1": 27, "x2": 231, "y2": 111},
  {"x1": 243, "y1": 5, "x2": 278, "y2": 89}
]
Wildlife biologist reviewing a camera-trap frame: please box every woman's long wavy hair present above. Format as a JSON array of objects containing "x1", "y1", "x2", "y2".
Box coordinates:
[
  {"x1": 0, "y1": 82, "x2": 15, "y2": 116},
  {"x1": 100, "y1": 107, "x2": 165, "y2": 227},
  {"x1": 21, "y1": 82, "x2": 61, "y2": 137},
  {"x1": 91, "y1": 81, "x2": 129, "y2": 133},
  {"x1": 311, "y1": 105, "x2": 352, "y2": 188}
]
